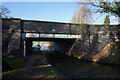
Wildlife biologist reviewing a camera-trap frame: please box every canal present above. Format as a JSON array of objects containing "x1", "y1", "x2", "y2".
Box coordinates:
[{"x1": 46, "y1": 51, "x2": 119, "y2": 78}]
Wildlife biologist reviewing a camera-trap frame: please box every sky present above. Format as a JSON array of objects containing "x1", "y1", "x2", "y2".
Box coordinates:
[{"x1": 2, "y1": 2, "x2": 118, "y2": 24}]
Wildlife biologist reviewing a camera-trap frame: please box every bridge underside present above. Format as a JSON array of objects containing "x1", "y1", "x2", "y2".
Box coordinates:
[{"x1": 25, "y1": 38, "x2": 76, "y2": 56}]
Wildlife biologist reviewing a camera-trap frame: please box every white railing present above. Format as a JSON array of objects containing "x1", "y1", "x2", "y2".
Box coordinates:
[{"x1": 25, "y1": 33, "x2": 81, "y2": 39}]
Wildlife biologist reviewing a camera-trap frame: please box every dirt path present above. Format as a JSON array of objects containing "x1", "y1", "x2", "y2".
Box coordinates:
[
  {"x1": 17, "y1": 54, "x2": 46, "y2": 78},
  {"x1": 3, "y1": 54, "x2": 58, "y2": 78}
]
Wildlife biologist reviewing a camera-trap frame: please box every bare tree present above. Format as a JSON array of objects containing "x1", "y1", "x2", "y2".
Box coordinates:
[
  {"x1": 71, "y1": 2, "x2": 91, "y2": 24},
  {"x1": 0, "y1": 5, "x2": 10, "y2": 18}
]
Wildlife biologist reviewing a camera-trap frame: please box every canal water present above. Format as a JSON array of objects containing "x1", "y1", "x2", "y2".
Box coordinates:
[{"x1": 46, "y1": 52, "x2": 119, "y2": 78}]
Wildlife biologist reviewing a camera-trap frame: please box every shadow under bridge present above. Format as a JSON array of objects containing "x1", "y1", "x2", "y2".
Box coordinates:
[{"x1": 24, "y1": 36, "x2": 77, "y2": 56}]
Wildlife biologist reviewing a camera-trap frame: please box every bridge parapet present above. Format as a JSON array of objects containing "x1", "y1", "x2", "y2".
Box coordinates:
[{"x1": 22, "y1": 20, "x2": 84, "y2": 34}]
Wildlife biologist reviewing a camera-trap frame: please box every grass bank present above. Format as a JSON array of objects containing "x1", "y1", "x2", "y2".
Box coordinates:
[{"x1": 2, "y1": 54, "x2": 59, "y2": 79}]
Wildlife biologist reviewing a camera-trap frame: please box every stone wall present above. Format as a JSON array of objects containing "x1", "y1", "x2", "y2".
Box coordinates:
[
  {"x1": 67, "y1": 25, "x2": 120, "y2": 65},
  {"x1": 2, "y1": 18, "x2": 21, "y2": 56}
]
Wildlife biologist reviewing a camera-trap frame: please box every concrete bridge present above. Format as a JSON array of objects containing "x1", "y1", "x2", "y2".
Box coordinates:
[{"x1": 2, "y1": 18, "x2": 119, "y2": 59}]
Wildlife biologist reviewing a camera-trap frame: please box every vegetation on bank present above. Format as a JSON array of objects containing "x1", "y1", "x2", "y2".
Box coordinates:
[
  {"x1": 31, "y1": 65, "x2": 58, "y2": 78},
  {"x1": 3, "y1": 54, "x2": 58, "y2": 78},
  {"x1": 98, "y1": 41, "x2": 120, "y2": 65},
  {"x1": 91, "y1": 41, "x2": 120, "y2": 65},
  {"x1": 5, "y1": 56, "x2": 26, "y2": 69}
]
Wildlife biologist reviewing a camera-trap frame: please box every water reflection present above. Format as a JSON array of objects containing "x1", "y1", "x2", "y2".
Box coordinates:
[{"x1": 47, "y1": 52, "x2": 119, "y2": 78}]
